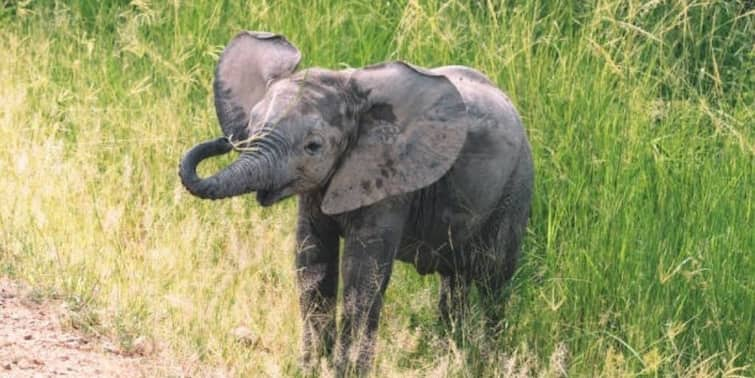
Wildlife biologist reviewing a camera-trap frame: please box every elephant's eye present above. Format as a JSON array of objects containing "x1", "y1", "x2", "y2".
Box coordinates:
[{"x1": 304, "y1": 140, "x2": 323, "y2": 155}]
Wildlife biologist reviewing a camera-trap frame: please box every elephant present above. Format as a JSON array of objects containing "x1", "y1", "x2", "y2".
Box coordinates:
[{"x1": 179, "y1": 31, "x2": 533, "y2": 375}]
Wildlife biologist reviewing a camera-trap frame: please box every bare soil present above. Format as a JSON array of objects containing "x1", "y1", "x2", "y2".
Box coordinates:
[{"x1": 0, "y1": 278, "x2": 155, "y2": 377}]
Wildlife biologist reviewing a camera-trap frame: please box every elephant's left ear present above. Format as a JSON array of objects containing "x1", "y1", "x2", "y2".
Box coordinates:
[{"x1": 321, "y1": 62, "x2": 469, "y2": 215}]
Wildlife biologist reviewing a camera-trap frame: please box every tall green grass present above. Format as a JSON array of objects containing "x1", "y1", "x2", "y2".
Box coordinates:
[{"x1": 1, "y1": 1, "x2": 752, "y2": 376}]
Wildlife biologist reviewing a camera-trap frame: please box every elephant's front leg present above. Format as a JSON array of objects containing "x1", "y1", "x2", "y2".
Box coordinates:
[
  {"x1": 295, "y1": 199, "x2": 340, "y2": 371},
  {"x1": 335, "y1": 204, "x2": 408, "y2": 375}
]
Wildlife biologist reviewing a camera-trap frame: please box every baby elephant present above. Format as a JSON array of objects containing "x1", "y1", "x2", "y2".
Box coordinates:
[{"x1": 179, "y1": 31, "x2": 533, "y2": 375}]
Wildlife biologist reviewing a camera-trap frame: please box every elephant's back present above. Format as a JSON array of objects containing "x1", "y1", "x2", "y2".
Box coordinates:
[
  {"x1": 433, "y1": 65, "x2": 525, "y2": 147},
  {"x1": 432, "y1": 66, "x2": 531, "y2": 246},
  {"x1": 398, "y1": 66, "x2": 533, "y2": 276},
  {"x1": 431, "y1": 65, "x2": 495, "y2": 86}
]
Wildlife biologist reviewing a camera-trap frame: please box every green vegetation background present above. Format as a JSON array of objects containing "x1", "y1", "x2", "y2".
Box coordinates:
[{"x1": 1, "y1": 1, "x2": 752, "y2": 376}]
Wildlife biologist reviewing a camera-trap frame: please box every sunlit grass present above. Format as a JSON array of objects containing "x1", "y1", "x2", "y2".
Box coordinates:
[{"x1": 1, "y1": 1, "x2": 752, "y2": 376}]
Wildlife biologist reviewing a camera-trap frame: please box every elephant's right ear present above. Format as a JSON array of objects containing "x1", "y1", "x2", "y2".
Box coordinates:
[{"x1": 214, "y1": 31, "x2": 301, "y2": 140}]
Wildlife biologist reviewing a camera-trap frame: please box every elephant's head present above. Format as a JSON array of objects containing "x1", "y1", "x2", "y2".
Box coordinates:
[{"x1": 179, "y1": 31, "x2": 469, "y2": 214}]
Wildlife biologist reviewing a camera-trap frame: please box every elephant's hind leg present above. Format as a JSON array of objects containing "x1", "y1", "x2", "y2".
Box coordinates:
[
  {"x1": 472, "y1": 166, "x2": 533, "y2": 324},
  {"x1": 438, "y1": 273, "x2": 470, "y2": 327}
]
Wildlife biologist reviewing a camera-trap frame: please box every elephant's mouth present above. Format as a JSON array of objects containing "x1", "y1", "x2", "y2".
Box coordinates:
[{"x1": 256, "y1": 181, "x2": 295, "y2": 206}]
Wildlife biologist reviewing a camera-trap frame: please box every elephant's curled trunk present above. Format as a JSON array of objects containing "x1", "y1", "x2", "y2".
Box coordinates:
[{"x1": 179, "y1": 137, "x2": 266, "y2": 200}]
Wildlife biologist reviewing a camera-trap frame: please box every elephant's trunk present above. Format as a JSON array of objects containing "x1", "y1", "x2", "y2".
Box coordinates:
[{"x1": 179, "y1": 136, "x2": 270, "y2": 200}]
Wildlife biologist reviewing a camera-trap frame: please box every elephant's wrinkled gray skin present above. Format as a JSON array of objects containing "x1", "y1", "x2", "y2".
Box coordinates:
[{"x1": 179, "y1": 31, "x2": 533, "y2": 376}]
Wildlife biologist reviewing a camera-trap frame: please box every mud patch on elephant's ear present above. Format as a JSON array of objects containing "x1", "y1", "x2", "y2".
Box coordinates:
[
  {"x1": 321, "y1": 61, "x2": 469, "y2": 215},
  {"x1": 361, "y1": 180, "x2": 373, "y2": 194},
  {"x1": 367, "y1": 103, "x2": 397, "y2": 123}
]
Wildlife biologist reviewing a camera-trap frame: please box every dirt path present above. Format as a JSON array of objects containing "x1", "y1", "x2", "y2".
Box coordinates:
[{"x1": 0, "y1": 278, "x2": 154, "y2": 377}]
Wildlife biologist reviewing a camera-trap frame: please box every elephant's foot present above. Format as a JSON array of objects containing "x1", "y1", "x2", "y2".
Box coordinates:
[{"x1": 334, "y1": 334, "x2": 376, "y2": 377}]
